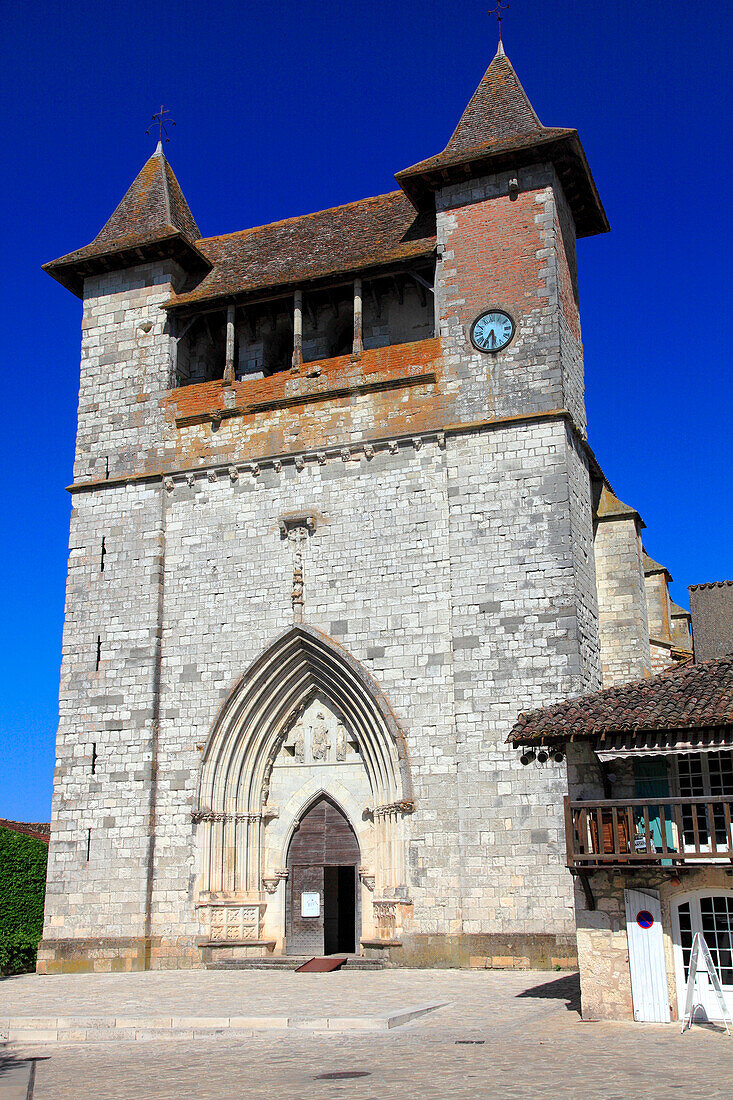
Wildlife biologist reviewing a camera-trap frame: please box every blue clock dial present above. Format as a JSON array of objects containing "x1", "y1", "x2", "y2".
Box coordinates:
[{"x1": 470, "y1": 310, "x2": 515, "y2": 352}]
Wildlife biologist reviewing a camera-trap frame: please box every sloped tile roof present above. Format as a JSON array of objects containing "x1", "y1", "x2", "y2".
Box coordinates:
[
  {"x1": 43, "y1": 146, "x2": 208, "y2": 295},
  {"x1": 0, "y1": 819, "x2": 50, "y2": 843},
  {"x1": 395, "y1": 47, "x2": 608, "y2": 238},
  {"x1": 444, "y1": 47, "x2": 543, "y2": 153},
  {"x1": 509, "y1": 655, "x2": 733, "y2": 744},
  {"x1": 166, "y1": 191, "x2": 436, "y2": 311}
]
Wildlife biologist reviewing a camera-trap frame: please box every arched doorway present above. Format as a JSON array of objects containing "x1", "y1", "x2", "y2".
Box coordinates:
[
  {"x1": 194, "y1": 625, "x2": 414, "y2": 952},
  {"x1": 286, "y1": 796, "x2": 360, "y2": 955}
]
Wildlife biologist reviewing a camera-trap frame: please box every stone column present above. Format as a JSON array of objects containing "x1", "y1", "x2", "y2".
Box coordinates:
[
  {"x1": 352, "y1": 277, "x2": 363, "y2": 358},
  {"x1": 224, "y1": 304, "x2": 236, "y2": 385},
  {"x1": 292, "y1": 290, "x2": 303, "y2": 370}
]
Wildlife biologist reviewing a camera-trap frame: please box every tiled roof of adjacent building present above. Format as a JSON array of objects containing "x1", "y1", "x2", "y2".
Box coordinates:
[
  {"x1": 0, "y1": 819, "x2": 51, "y2": 843},
  {"x1": 689, "y1": 580, "x2": 733, "y2": 590},
  {"x1": 166, "y1": 192, "x2": 436, "y2": 311},
  {"x1": 509, "y1": 655, "x2": 733, "y2": 744}
]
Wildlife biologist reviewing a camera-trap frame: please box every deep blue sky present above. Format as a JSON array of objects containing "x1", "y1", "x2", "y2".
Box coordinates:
[{"x1": 1, "y1": 1, "x2": 730, "y2": 821}]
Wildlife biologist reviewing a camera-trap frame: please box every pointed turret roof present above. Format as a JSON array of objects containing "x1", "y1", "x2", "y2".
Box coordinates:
[
  {"x1": 595, "y1": 485, "x2": 645, "y2": 528},
  {"x1": 396, "y1": 45, "x2": 608, "y2": 238},
  {"x1": 444, "y1": 46, "x2": 542, "y2": 156},
  {"x1": 93, "y1": 142, "x2": 201, "y2": 247},
  {"x1": 44, "y1": 145, "x2": 210, "y2": 296}
]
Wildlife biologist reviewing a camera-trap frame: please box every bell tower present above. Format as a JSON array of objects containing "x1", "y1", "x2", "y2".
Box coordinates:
[{"x1": 397, "y1": 43, "x2": 608, "y2": 434}]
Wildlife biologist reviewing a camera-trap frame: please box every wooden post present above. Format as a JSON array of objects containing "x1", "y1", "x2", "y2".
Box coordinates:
[
  {"x1": 292, "y1": 289, "x2": 303, "y2": 370},
  {"x1": 352, "y1": 277, "x2": 363, "y2": 358},
  {"x1": 224, "y1": 304, "x2": 236, "y2": 385}
]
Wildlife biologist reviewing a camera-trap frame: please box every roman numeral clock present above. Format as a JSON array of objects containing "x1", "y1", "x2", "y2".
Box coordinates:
[{"x1": 470, "y1": 309, "x2": 515, "y2": 352}]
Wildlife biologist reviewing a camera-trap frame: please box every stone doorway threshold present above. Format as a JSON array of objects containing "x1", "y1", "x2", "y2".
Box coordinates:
[{"x1": 0, "y1": 1001, "x2": 447, "y2": 1043}]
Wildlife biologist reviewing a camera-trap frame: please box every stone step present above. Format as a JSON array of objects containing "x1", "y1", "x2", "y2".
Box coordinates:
[
  {"x1": 205, "y1": 955, "x2": 386, "y2": 971},
  {"x1": 0, "y1": 1000, "x2": 446, "y2": 1042}
]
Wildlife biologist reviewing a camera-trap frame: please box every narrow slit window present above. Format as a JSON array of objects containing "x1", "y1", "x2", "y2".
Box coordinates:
[
  {"x1": 85, "y1": 828, "x2": 91, "y2": 862},
  {"x1": 91, "y1": 742, "x2": 97, "y2": 774},
  {"x1": 100, "y1": 537, "x2": 106, "y2": 572},
  {"x1": 95, "y1": 635, "x2": 101, "y2": 671}
]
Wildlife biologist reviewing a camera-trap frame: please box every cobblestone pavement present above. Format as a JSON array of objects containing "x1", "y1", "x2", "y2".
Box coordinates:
[{"x1": 2, "y1": 971, "x2": 731, "y2": 1099}]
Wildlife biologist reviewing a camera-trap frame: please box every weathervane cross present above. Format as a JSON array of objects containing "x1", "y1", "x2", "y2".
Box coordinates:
[
  {"x1": 146, "y1": 105, "x2": 176, "y2": 145},
  {"x1": 489, "y1": 1, "x2": 509, "y2": 36}
]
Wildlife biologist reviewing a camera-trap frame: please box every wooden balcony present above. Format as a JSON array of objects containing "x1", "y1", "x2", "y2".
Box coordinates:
[{"x1": 564, "y1": 795, "x2": 733, "y2": 869}]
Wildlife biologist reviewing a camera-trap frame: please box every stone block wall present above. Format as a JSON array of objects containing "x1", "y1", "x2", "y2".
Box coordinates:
[
  {"x1": 594, "y1": 514, "x2": 651, "y2": 686},
  {"x1": 44, "y1": 412, "x2": 601, "y2": 968},
  {"x1": 75, "y1": 262, "x2": 185, "y2": 482},
  {"x1": 41, "y1": 480, "x2": 164, "y2": 956}
]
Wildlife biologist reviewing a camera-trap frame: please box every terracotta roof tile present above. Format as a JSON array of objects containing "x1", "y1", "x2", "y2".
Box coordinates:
[
  {"x1": 446, "y1": 47, "x2": 542, "y2": 153},
  {"x1": 395, "y1": 47, "x2": 608, "y2": 238},
  {"x1": 0, "y1": 819, "x2": 51, "y2": 843},
  {"x1": 43, "y1": 146, "x2": 207, "y2": 295},
  {"x1": 167, "y1": 192, "x2": 435, "y2": 311},
  {"x1": 509, "y1": 656, "x2": 733, "y2": 745}
]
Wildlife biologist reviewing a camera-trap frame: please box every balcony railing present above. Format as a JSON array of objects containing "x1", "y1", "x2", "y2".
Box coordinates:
[{"x1": 564, "y1": 796, "x2": 733, "y2": 868}]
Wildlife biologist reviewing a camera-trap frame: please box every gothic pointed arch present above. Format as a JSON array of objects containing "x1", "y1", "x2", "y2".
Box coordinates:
[{"x1": 195, "y1": 625, "x2": 413, "y2": 900}]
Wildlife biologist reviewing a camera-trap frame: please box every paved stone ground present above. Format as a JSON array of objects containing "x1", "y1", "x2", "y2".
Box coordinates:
[{"x1": 1, "y1": 970, "x2": 731, "y2": 1099}]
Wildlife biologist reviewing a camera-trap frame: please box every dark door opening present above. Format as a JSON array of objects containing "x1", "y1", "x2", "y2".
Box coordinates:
[
  {"x1": 324, "y1": 865, "x2": 356, "y2": 954},
  {"x1": 286, "y1": 796, "x2": 360, "y2": 956}
]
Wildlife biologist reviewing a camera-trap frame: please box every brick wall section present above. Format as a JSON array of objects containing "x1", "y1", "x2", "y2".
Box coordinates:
[{"x1": 435, "y1": 164, "x2": 586, "y2": 435}]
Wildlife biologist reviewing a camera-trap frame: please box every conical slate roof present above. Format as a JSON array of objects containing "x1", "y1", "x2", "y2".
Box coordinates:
[
  {"x1": 444, "y1": 44, "x2": 542, "y2": 156},
  {"x1": 93, "y1": 143, "x2": 201, "y2": 247},
  {"x1": 44, "y1": 145, "x2": 209, "y2": 296},
  {"x1": 396, "y1": 45, "x2": 608, "y2": 237}
]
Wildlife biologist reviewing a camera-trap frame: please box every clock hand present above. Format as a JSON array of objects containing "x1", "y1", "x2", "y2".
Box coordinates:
[{"x1": 489, "y1": 330, "x2": 496, "y2": 347}]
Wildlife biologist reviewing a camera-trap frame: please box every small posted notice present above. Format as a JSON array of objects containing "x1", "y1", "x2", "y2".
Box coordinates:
[{"x1": 301, "y1": 891, "x2": 320, "y2": 917}]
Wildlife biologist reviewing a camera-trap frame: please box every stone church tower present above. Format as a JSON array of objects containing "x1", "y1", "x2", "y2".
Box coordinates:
[{"x1": 39, "y1": 46, "x2": 668, "y2": 972}]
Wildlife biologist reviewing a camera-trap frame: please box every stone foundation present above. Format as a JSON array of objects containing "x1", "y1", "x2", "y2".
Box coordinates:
[
  {"x1": 366, "y1": 932, "x2": 577, "y2": 970},
  {"x1": 36, "y1": 938, "x2": 203, "y2": 974}
]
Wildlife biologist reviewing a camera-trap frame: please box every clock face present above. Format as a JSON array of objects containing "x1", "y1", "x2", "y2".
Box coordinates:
[{"x1": 470, "y1": 310, "x2": 515, "y2": 353}]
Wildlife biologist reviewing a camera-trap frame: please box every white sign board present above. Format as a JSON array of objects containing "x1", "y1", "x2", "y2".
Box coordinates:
[{"x1": 301, "y1": 891, "x2": 320, "y2": 918}]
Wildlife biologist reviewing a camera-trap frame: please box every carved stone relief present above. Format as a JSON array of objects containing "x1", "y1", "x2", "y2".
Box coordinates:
[{"x1": 276, "y1": 698, "x2": 359, "y2": 766}]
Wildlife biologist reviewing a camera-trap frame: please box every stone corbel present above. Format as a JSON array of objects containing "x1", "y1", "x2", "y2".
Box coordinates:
[
  {"x1": 278, "y1": 513, "x2": 317, "y2": 537},
  {"x1": 359, "y1": 868, "x2": 376, "y2": 892},
  {"x1": 262, "y1": 868, "x2": 288, "y2": 894},
  {"x1": 262, "y1": 804, "x2": 279, "y2": 821}
]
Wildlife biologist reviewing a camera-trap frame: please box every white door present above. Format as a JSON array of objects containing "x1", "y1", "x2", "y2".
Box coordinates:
[
  {"x1": 672, "y1": 892, "x2": 733, "y2": 1021},
  {"x1": 625, "y1": 888, "x2": 670, "y2": 1022}
]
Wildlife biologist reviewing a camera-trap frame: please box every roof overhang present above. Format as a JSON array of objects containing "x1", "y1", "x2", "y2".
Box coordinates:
[
  {"x1": 510, "y1": 724, "x2": 733, "y2": 754},
  {"x1": 164, "y1": 252, "x2": 437, "y2": 316},
  {"x1": 43, "y1": 230, "x2": 212, "y2": 298},
  {"x1": 396, "y1": 130, "x2": 609, "y2": 239}
]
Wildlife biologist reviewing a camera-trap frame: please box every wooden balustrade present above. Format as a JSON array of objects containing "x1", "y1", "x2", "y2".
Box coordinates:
[{"x1": 564, "y1": 795, "x2": 733, "y2": 868}]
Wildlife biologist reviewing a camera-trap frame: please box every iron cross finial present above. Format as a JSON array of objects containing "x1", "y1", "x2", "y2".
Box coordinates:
[
  {"x1": 146, "y1": 105, "x2": 176, "y2": 145},
  {"x1": 489, "y1": 1, "x2": 510, "y2": 35}
]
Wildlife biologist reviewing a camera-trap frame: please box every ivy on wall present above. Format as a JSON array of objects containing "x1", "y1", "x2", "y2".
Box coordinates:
[{"x1": 0, "y1": 826, "x2": 48, "y2": 975}]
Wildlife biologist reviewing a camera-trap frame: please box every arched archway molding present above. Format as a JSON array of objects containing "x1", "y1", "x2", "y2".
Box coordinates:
[{"x1": 194, "y1": 625, "x2": 413, "y2": 908}]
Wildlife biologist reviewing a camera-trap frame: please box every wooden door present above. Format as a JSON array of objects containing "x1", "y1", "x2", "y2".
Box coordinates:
[
  {"x1": 625, "y1": 888, "x2": 670, "y2": 1022},
  {"x1": 286, "y1": 797, "x2": 360, "y2": 956}
]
